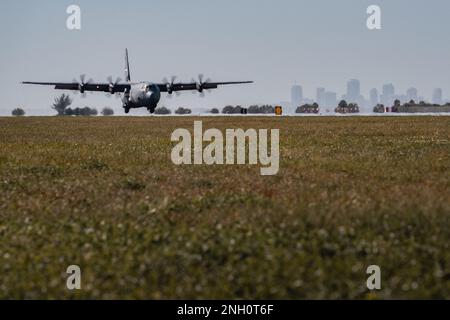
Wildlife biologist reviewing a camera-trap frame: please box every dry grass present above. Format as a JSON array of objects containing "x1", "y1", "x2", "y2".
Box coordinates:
[{"x1": 0, "y1": 116, "x2": 449, "y2": 299}]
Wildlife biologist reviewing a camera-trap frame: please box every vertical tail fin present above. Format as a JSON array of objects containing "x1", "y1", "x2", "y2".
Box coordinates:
[{"x1": 125, "y1": 48, "x2": 131, "y2": 82}]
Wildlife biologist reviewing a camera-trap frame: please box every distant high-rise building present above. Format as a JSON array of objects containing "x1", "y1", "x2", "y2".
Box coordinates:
[
  {"x1": 346, "y1": 79, "x2": 360, "y2": 103},
  {"x1": 291, "y1": 85, "x2": 303, "y2": 107},
  {"x1": 406, "y1": 87, "x2": 418, "y2": 103},
  {"x1": 324, "y1": 91, "x2": 337, "y2": 109},
  {"x1": 381, "y1": 83, "x2": 395, "y2": 106},
  {"x1": 316, "y1": 87, "x2": 326, "y2": 107},
  {"x1": 370, "y1": 88, "x2": 379, "y2": 106},
  {"x1": 432, "y1": 88, "x2": 443, "y2": 105}
]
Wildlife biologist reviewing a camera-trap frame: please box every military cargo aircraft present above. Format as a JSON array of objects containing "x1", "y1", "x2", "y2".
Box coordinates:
[{"x1": 22, "y1": 49, "x2": 253, "y2": 114}]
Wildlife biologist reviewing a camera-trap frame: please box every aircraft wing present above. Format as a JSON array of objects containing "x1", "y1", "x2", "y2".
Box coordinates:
[
  {"x1": 157, "y1": 81, "x2": 253, "y2": 93},
  {"x1": 21, "y1": 81, "x2": 131, "y2": 93}
]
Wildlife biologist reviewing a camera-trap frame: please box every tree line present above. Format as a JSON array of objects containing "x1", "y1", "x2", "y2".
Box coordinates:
[
  {"x1": 52, "y1": 94, "x2": 114, "y2": 116},
  {"x1": 153, "y1": 105, "x2": 276, "y2": 115},
  {"x1": 17, "y1": 93, "x2": 450, "y2": 116},
  {"x1": 11, "y1": 94, "x2": 115, "y2": 116},
  {"x1": 373, "y1": 99, "x2": 450, "y2": 113}
]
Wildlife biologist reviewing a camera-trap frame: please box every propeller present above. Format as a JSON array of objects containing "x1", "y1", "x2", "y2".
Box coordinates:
[
  {"x1": 163, "y1": 76, "x2": 176, "y2": 94},
  {"x1": 106, "y1": 76, "x2": 122, "y2": 98},
  {"x1": 193, "y1": 74, "x2": 211, "y2": 97},
  {"x1": 163, "y1": 76, "x2": 181, "y2": 98},
  {"x1": 73, "y1": 74, "x2": 93, "y2": 98}
]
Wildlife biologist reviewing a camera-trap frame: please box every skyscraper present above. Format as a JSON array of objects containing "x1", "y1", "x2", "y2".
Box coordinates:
[
  {"x1": 291, "y1": 85, "x2": 303, "y2": 107},
  {"x1": 316, "y1": 87, "x2": 325, "y2": 107},
  {"x1": 381, "y1": 84, "x2": 395, "y2": 106},
  {"x1": 432, "y1": 88, "x2": 443, "y2": 105},
  {"x1": 324, "y1": 91, "x2": 337, "y2": 109},
  {"x1": 406, "y1": 87, "x2": 418, "y2": 103},
  {"x1": 346, "y1": 79, "x2": 360, "y2": 103},
  {"x1": 370, "y1": 88, "x2": 379, "y2": 107}
]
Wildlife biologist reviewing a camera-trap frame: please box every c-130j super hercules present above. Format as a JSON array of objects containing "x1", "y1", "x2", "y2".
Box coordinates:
[{"x1": 22, "y1": 49, "x2": 253, "y2": 114}]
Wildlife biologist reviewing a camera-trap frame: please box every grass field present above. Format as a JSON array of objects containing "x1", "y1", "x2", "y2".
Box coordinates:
[{"x1": 0, "y1": 116, "x2": 449, "y2": 299}]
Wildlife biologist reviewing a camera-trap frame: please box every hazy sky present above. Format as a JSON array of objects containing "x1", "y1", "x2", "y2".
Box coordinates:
[{"x1": 1, "y1": 0, "x2": 449, "y2": 115}]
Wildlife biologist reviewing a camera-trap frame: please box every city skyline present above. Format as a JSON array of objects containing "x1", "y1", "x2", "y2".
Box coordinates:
[{"x1": 290, "y1": 80, "x2": 449, "y2": 112}]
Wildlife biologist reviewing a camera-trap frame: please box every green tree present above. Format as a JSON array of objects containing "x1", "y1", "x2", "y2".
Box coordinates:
[
  {"x1": 248, "y1": 105, "x2": 260, "y2": 114},
  {"x1": 52, "y1": 94, "x2": 72, "y2": 115},
  {"x1": 222, "y1": 105, "x2": 244, "y2": 114},
  {"x1": 222, "y1": 105, "x2": 236, "y2": 114},
  {"x1": 64, "y1": 107, "x2": 97, "y2": 116},
  {"x1": 101, "y1": 107, "x2": 114, "y2": 116},
  {"x1": 338, "y1": 100, "x2": 348, "y2": 108},
  {"x1": 88, "y1": 107, "x2": 98, "y2": 116},
  {"x1": 373, "y1": 104, "x2": 385, "y2": 113},
  {"x1": 11, "y1": 108, "x2": 25, "y2": 116},
  {"x1": 175, "y1": 107, "x2": 192, "y2": 115},
  {"x1": 259, "y1": 105, "x2": 275, "y2": 114},
  {"x1": 154, "y1": 106, "x2": 172, "y2": 115}
]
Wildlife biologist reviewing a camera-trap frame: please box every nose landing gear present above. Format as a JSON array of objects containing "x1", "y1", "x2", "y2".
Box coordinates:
[{"x1": 122, "y1": 88, "x2": 131, "y2": 114}]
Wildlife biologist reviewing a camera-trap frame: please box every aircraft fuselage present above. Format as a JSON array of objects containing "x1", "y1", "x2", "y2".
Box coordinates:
[{"x1": 124, "y1": 82, "x2": 161, "y2": 113}]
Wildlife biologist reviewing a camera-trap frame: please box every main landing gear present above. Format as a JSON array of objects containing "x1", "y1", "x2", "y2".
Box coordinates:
[
  {"x1": 147, "y1": 107, "x2": 155, "y2": 114},
  {"x1": 124, "y1": 106, "x2": 130, "y2": 114}
]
